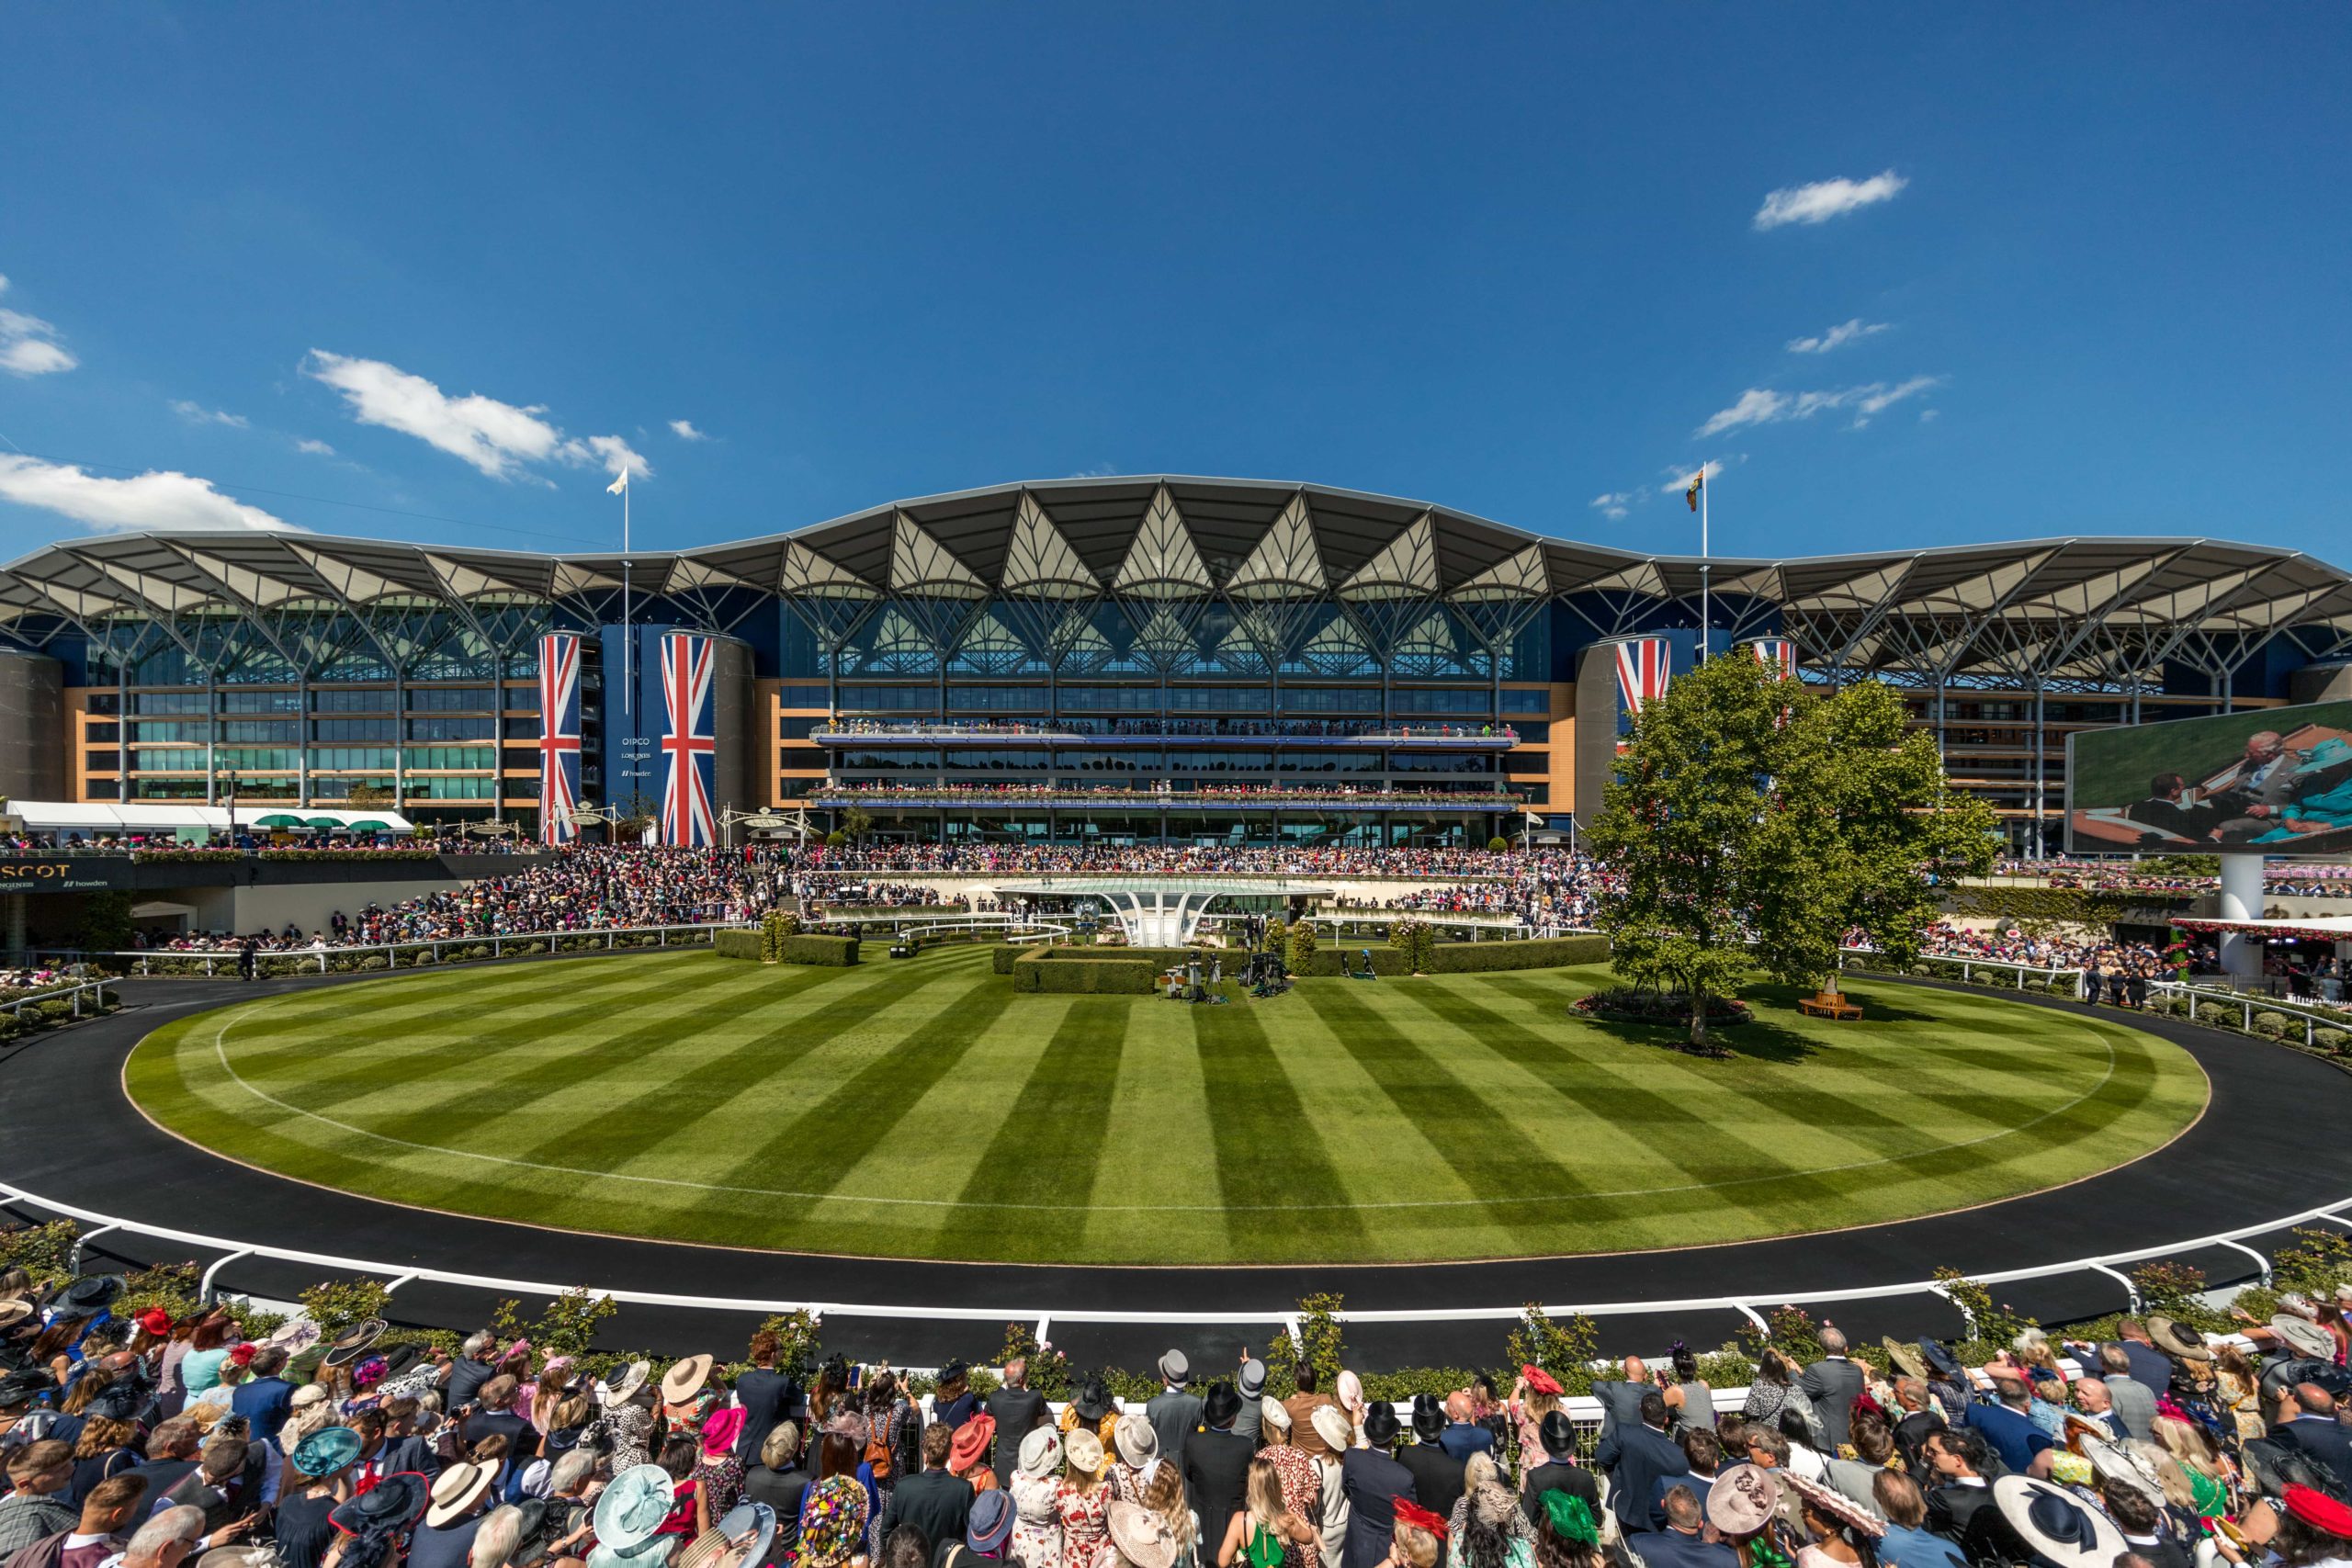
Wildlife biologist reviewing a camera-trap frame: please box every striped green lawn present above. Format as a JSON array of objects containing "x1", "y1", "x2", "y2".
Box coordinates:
[{"x1": 124, "y1": 947, "x2": 2209, "y2": 1265}]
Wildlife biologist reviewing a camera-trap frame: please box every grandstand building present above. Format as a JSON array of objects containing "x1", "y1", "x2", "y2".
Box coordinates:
[{"x1": 2, "y1": 476, "x2": 2348, "y2": 852}]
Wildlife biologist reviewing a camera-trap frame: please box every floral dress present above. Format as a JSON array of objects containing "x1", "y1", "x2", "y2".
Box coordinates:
[
  {"x1": 597, "y1": 1403, "x2": 656, "y2": 1475},
  {"x1": 1057, "y1": 1480, "x2": 1114, "y2": 1568},
  {"x1": 1009, "y1": 1470, "x2": 1063, "y2": 1568},
  {"x1": 1257, "y1": 1447, "x2": 1321, "y2": 1527},
  {"x1": 696, "y1": 1449, "x2": 746, "y2": 1514}
]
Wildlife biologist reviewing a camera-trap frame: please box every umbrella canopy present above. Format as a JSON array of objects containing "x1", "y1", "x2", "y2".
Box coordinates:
[
  {"x1": 254, "y1": 814, "x2": 305, "y2": 828},
  {"x1": 303, "y1": 817, "x2": 346, "y2": 830},
  {"x1": 345, "y1": 820, "x2": 390, "y2": 832}
]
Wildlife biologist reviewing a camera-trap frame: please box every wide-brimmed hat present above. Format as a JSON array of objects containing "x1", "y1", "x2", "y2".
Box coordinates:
[
  {"x1": 585, "y1": 1536, "x2": 675, "y2": 1568},
  {"x1": 331, "y1": 1470, "x2": 430, "y2": 1538},
  {"x1": 1259, "y1": 1398, "x2": 1292, "y2": 1436},
  {"x1": 596, "y1": 1464, "x2": 681, "y2": 1551},
  {"x1": 1238, "y1": 1359, "x2": 1266, "y2": 1398},
  {"x1": 426, "y1": 1461, "x2": 496, "y2": 1529},
  {"x1": 293, "y1": 1426, "x2": 364, "y2": 1477},
  {"x1": 701, "y1": 1407, "x2": 747, "y2": 1458},
  {"x1": 290, "y1": 1383, "x2": 332, "y2": 1410},
  {"x1": 2144, "y1": 1315, "x2": 2212, "y2": 1362},
  {"x1": 1917, "y1": 1338, "x2": 1961, "y2": 1378},
  {"x1": 2079, "y1": 1435, "x2": 2165, "y2": 1502},
  {"x1": 57, "y1": 1275, "x2": 123, "y2": 1315},
  {"x1": 662, "y1": 1354, "x2": 715, "y2": 1404},
  {"x1": 1114, "y1": 1411, "x2": 1159, "y2": 1469},
  {"x1": 1107, "y1": 1501, "x2": 1177, "y2": 1568},
  {"x1": 0, "y1": 1301, "x2": 32, "y2": 1328},
  {"x1": 967, "y1": 1491, "x2": 1015, "y2": 1556},
  {"x1": 1158, "y1": 1349, "x2": 1190, "y2": 1386},
  {"x1": 1018, "y1": 1427, "x2": 1063, "y2": 1477},
  {"x1": 324, "y1": 1319, "x2": 387, "y2": 1369},
  {"x1": 1072, "y1": 1375, "x2": 1114, "y2": 1424},
  {"x1": 1881, "y1": 1337, "x2": 1927, "y2": 1381},
  {"x1": 1311, "y1": 1404, "x2": 1352, "y2": 1452},
  {"x1": 2274, "y1": 1315, "x2": 2336, "y2": 1360},
  {"x1": 951, "y1": 1414, "x2": 997, "y2": 1474},
  {"x1": 266, "y1": 1318, "x2": 323, "y2": 1352},
  {"x1": 1537, "y1": 1409, "x2": 1576, "y2": 1461},
  {"x1": 1063, "y1": 1427, "x2": 1105, "y2": 1477},
  {"x1": 1705, "y1": 1465, "x2": 1781, "y2": 1537},
  {"x1": 602, "y1": 1359, "x2": 652, "y2": 1405},
  {"x1": 196, "y1": 1549, "x2": 286, "y2": 1568},
  {"x1": 1993, "y1": 1476, "x2": 2126, "y2": 1568},
  {"x1": 675, "y1": 1502, "x2": 777, "y2": 1568},
  {"x1": 1781, "y1": 1472, "x2": 1884, "y2": 1537},
  {"x1": 0, "y1": 1371, "x2": 51, "y2": 1405},
  {"x1": 2284, "y1": 1485, "x2": 2352, "y2": 1542},
  {"x1": 1520, "y1": 1364, "x2": 1562, "y2": 1396}
]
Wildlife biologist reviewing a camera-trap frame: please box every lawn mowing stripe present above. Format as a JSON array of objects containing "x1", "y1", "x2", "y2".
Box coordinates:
[
  {"x1": 700, "y1": 970, "x2": 1012, "y2": 1208},
  {"x1": 257, "y1": 964, "x2": 822, "y2": 1153},
  {"x1": 1392, "y1": 981, "x2": 1838, "y2": 1232},
  {"x1": 1298, "y1": 982, "x2": 1597, "y2": 1245},
  {"x1": 214, "y1": 957, "x2": 696, "y2": 1063},
  {"x1": 1191, "y1": 998, "x2": 1368, "y2": 1252},
  {"x1": 946, "y1": 999, "x2": 1121, "y2": 1235}
]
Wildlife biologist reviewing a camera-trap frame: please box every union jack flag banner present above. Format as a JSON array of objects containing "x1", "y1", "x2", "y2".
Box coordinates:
[
  {"x1": 1613, "y1": 637, "x2": 1672, "y2": 730},
  {"x1": 537, "y1": 633, "x2": 582, "y2": 844},
  {"x1": 1749, "y1": 638, "x2": 1798, "y2": 679},
  {"x1": 660, "y1": 632, "x2": 718, "y2": 848}
]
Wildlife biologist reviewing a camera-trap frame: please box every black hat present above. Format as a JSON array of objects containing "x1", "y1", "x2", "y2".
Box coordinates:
[
  {"x1": 331, "y1": 1469, "x2": 431, "y2": 1539},
  {"x1": 1363, "y1": 1403, "x2": 1401, "y2": 1449},
  {"x1": 1918, "y1": 1338, "x2": 1962, "y2": 1379},
  {"x1": 88, "y1": 1382, "x2": 142, "y2": 1422},
  {"x1": 505, "y1": 1497, "x2": 557, "y2": 1568},
  {"x1": 1072, "y1": 1374, "x2": 1114, "y2": 1425},
  {"x1": 1539, "y1": 1409, "x2": 1577, "y2": 1460},
  {"x1": 1410, "y1": 1393, "x2": 1444, "y2": 1444},
  {"x1": 0, "y1": 1371, "x2": 51, "y2": 1407},
  {"x1": 1202, "y1": 1382, "x2": 1242, "y2": 1430},
  {"x1": 58, "y1": 1276, "x2": 124, "y2": 1315},
  {"x1": 377, "y1": 1343, "x2": 424, "y2": 1380},
  {"x1": 324, "y1": 1319, "x2": 387, "y2": 1369},
  {"x1": 940, "y1": 1359, "x2": 968, "y2": 1383}
]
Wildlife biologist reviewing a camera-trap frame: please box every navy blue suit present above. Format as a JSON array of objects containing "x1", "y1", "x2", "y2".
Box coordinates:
[
  {"x1": 1594, "y1": 1422, "x2": 1688, "y2": 1534},
  {"x1": 1635, "y1": 1528, "x2": 1739, "y2": 1568}
]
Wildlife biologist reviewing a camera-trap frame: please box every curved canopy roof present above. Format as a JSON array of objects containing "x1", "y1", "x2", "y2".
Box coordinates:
[{"x1": 5, "y1": 475, "x2": 2348, "y2": 685}]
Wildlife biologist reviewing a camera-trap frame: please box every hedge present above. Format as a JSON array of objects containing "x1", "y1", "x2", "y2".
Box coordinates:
[
  {"x1": 1430, "y1": 934, "x2": 1611, "y2": 973},
  {"x1": 714, "y1": 931, "x2": 761, "y2": 961},
  {"x1": 714, "y1": 931, "x2": 859, "y2": 965},
  {"x1": 1011, "y1": 954, "x2": 1159, "y2": 994}
]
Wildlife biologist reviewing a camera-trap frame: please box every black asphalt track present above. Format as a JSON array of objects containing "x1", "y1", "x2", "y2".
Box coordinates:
[{"x1": 5, "y1": 954, "x2": 2347, "y2": 1371}]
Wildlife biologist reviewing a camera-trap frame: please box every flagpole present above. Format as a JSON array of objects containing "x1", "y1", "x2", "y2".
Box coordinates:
[
  {"x1": 1698, "y1": 468, "x2": 1712, "y2": 663},
  {"x1": 621, "y1": 475, "x2": 632, "y2": 722}
]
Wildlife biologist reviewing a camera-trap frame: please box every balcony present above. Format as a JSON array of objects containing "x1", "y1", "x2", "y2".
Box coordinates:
[{"x1": 809, "y1": 719, "x2": 1519, "y2": 749}]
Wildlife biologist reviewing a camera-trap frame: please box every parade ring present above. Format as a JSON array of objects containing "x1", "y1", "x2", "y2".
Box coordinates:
[{"x1": 5, "y1": 947, "x2": 2347, "y2": 1365}]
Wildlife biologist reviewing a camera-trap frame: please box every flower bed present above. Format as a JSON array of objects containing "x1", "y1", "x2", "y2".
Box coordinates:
[{"x1": 1573, "y1": 987, "x2": 1753, "y2": 1028}]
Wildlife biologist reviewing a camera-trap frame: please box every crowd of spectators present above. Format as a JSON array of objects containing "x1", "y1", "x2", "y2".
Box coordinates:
[
  {"x1": 820, "y1": 784, "x2": 1519, "y2": 808},
  {"x1": 2, "y1": 831, "x2": 521, "y2": 857},
  {"x1": 817, "y1": 718, "x2": 1519, "y2": 742},
  {"x1": 1992, "y1": 861, "x2": 2352, "y2": 901},
  {"x1": 9, "y1": 1281, "x2": 2352, "y2": 1568}
]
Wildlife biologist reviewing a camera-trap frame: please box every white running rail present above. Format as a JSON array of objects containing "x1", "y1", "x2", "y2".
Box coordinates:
[{"x1": 92, "y1": 922, "x2": 743, "y2": 977}]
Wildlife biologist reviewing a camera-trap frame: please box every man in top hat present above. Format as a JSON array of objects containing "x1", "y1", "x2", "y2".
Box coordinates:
[
  {"x1": 1145, "y1": 1351, "x2": 1203, "y2": 1475},
  {"x1": 981, "y1": 1359, "x2": 1045, "y2": 1483},
  {"x1": 1396, "y1": 1397, "x2": 1465, "y2": 1527},
  {"x1": 1595, "y1": 1390, "x2": 1689, "y2": 1536},
  {"x1": 1519, "y1": 1412, "x2": 1597, "y2": 1530},
  {"x1": 880, "y1": 1423, "x2": 971, "y2": 1556},
  {"x1": 1185, "y1": 1384, "x2": 1255, "y2": 1560},
  {"x1": 1339, "y1": 1404, "x2": 1414, "y2": 1568},
  {"x1": 1231, "y1": 1358, "x2": 1268, "y2": 1447},
  {"x1": 2269, "y1": 1382, "x2": 2352, "y2": 1494}
]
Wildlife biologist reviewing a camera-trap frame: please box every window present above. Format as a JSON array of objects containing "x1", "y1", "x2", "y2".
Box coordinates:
[
  {"x1": 945, "y1": 684, "x2": 1046, "y2": 712},
  {"x1": 311, "y1": 688, "x2": 394, "y2": 713},
  {"x1": 83, "y1": 692, "x2": 120, "y2": 716},
  {"x1": 406, "y1": 687, "x2": 495, "y2": 712},
  {"x1": 1056, "y1": 750, "x2": 1159, "y2": 773},
  {"x1": 1279, "y1": 686, "x2": 1381, "y2": 714},
  {"x1": 128, "y1": 720, "x2": 205, "y2": 742},
  {"x1": 80, "y1": 719, "x2": 118, "y2": 745},
  {"x1": 131, "y1": 691, "x2": 209, "y2": 715},
  {"x1": 1057, "y1": 686, "x2": 1159, "y2": 712},
  {"x1": 221, "y1": 720, "x2": 296, "y2": 743},
  {"x1": 1166, "y1": 686, "x2": 1271, "y2": 713},
  {"x1": 313, "y1": 718, "x2": 396, "y2": 742},
  {"x1": 408, "y1": 716, "x2": 495, "y2": 741},
  {"x1": 220, "y1": 690, "x2": 302, "y2": 714},
  {"x1": 85, "y1": 750, "x2": 121, "y2": 773},
  {"x1": 407, "y1": 776, "x2": 497, "y2": 798},
  {"x1": 781, "y1": 716, "x2": 825, "y2": 739},
  {"x1": 309, "y1": 748, "x2": 398, "y2": 771},
  {"x1": 85, "y1": 777, "x2": 119, "y2": 799},
  {"x1": 840, "y1": 749, "x2": 939, "y2": 770},
  {"x1": 1391, "y1": 752, "x2": 1492, "y2": 774},
  {"x1": 1392, "y1": 687, "x2": 1493, "y2": 715},
  {"x1": 838, "y1": 684, "x2": 936, "y2": 712}
]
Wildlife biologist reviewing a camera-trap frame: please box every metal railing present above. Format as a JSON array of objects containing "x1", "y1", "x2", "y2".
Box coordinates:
[
  {"x1": 3, "y1": 1174, "x2": 2344, "y2": 1345},
  {"x1": 2150, "y1": 981, "x2": 2352, "y2": 1049},
  {"x1": 805, "y1": 911, "x2": 1076, "y2": 943},
  {"x1": 1839, "y1": 947, "x2": 2087, "y2": 995},
  {"x1": 96, "y1": 921, "x2": 745, "y2": 977},
  {"x1": 2, "y1": 978, "x2": 115, "y2": 1021}
]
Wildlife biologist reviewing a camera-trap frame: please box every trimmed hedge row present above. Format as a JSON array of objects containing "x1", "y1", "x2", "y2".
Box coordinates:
[
  {"x1": 714, "y1": 931, "x2": 861, "y2": 965},
  {"x1": 1011, "y1": 953, "x2": 1159, "y2": 993},
  {"x1": 1431, "y1": 934, "x2": 1611, "y2": 972}
]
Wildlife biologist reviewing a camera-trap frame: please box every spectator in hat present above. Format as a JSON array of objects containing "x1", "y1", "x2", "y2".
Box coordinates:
[
  {"x1": 1147, "y1": 1355, "x2": 1203, "y2": 1477},
  {"x1": 949, "y1": 1416, "x2": 1000, "y2": 1496},
  {"x1": 882, "y1": 1425, "x2": 972, "y2": 1558},
  {"x1": 408, "y1": 1461, "x2": 497, "y2": 1568},
  {"x1": 983, "y1": 1362, "x2": 1046, "y2": 1484},
  {"x1": 1005, "y1": 1429, "x2": 1061, "y2": 1568},
  {"x1": 1057, "y1": 1428, "x2": 1114, "y2": 1568},
  {"x1": 1309, "y1": 1407, "x2": 1352, "y2": 1568},
  {"x1": 1232, "y1": 1361, "x2": 1267, "y2": 1449},
  {"x1": 956, "y1": 1489, "x2": 1016, "y2": 1568},
  {"x1": 1396, "y1": 1399, "x2": 1463, "y2": 1528},
  {"x1": 273, "y1": 1427, "x2": 362, "y2": 1568},
  {"x1": 1338, "y1": 1404, "x2": 1412, "y2": 1568},
  {"x1": 1509, "y1": 1368, "x2": 1569, "y2": 1476},
  {"x1": 1110, "y1": 1416, "x2": 1159, "y2": 1505},
  {"x1": 742, "y1": 1421, "x2": 811, "y2": 1558},
  {"x1": 1639, "y1": 1484, "x2": 1736, "y2": 1568},
  {"x1": 935, "y1": 1364, "x2": 978, "y2": 1434},
  {"x1": 1517, "y1": 1415, "x2": 1595, "y2": 1533},
  {"x1": 1594, "y1": 1390, "x2": 1687, "y2": 1536},
  {"x1": 1185, "y1": 1385, "x2": 1254, "y2": 1562}
]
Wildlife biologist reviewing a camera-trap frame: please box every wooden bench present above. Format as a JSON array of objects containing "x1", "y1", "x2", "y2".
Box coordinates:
[{"x1": 1798, "y1": 991, "x2": 1864, "y2": 1021}]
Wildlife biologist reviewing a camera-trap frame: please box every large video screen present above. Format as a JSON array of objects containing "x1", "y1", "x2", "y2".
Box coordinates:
[{"x1": 2065, "y1": 699, "x2": 2352, "y2": 855}]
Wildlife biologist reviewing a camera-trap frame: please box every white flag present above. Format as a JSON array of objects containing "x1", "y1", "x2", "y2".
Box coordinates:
[{"x1": 606, "y1": 468, "x2": 629, "y2": 496}]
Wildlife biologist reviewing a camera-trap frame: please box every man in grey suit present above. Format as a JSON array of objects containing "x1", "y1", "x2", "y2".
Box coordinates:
[
  {"x1": 2094, "y1": 1347, "x2": 2159, "y2": 1440},
  {"x1": 1799, "y1": 1327, "x2": 1867, "y2": 1454},
  {"x1": 1146, "y1": 1349, "x2": 1204, "y2": 1472}
]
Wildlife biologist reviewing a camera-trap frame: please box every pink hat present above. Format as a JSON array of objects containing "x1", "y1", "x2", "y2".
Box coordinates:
[{"x1": 702, "y1": 1406, "x2": 746, "y2": 1457}]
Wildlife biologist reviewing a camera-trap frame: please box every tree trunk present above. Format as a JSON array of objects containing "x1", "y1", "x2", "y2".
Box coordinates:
[{"x1": 1688, "y1": 986, "x2": 1710, "y2": 1049}]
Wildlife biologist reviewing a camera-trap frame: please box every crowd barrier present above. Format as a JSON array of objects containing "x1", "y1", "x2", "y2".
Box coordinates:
[
  {"x1": 2, "y1": 978, "x2": 115, "y2": 1021},
  {"x1": 90, "y1": 921, "x2": 744, "y2": 977}
]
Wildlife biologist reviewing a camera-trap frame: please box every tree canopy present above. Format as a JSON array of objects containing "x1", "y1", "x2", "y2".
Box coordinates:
[{"x1": 1589, "y1": 649, "x2": 1996, "y2": 1044}]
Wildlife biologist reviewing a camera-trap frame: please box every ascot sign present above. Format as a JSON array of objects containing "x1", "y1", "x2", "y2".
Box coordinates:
[{"x1": 0, "y1": 860, "x2": 130, "y2": 894}]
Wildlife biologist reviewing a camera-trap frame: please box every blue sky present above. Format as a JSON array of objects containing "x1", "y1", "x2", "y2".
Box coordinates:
[{"x1": 2, "y1": 5, "x2": 2346, "y2": 565}]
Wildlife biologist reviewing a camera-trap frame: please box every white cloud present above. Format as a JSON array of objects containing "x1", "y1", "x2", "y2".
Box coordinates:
[
  {"x1": 1697, "y1": 376, "x2": 1942, "y2": 435},
  {"x1": 170, "y1": 400, "x2": 250, "y2": 428},
  {"x1": 295, "y1": 437, "x2": 336, "y2": 456},
  {"x1": 1918, "y1": 408, "x2": 1940, "y2": 424},
  {"x1": 1066, "y1": 463, "x2": 1118, "y2": 479},
  {"x1": 301, "y1": 350, "x2": 648, "y2": 485},
  {"x1": 0, "y1": 275, "x2": 77, "y2": 377},
  {"x1": 1786, "y1": 318, "x2": 1890, "y2": 355},
  {"x1": 668, "y1": 419, "x2": 707, "y2": 442},
  {"x1": 0, "y1": 455, "x2": 296, "y2": 534},
  {"x1": 1589, "y1": 491, "x2": 1634, "y2": 521},
  {"x1": 1753, "y1": 170, "x2": 1908, "y2": 231},
  {"x1": 1661, "y1": 459, "x2": 1728, "y2": 494}
]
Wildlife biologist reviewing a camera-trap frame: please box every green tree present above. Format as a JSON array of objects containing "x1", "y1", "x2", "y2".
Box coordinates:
[
  {"x1": 1587, "y1": 653, "x2": 1785, "y2": 1047},
  {"x1": 1285, "y1": 919, "x2": 1318, "y2": 973},
  {"x1": 842, "y1": 803, "x2": 875, "y2": 843},
  {"x1": 1751, "y1": 679, "x2": 1998, "y2": 994}
]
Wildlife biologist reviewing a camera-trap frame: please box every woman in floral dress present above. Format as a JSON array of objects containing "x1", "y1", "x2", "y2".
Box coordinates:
[
  {"x1": 1057, "y1": 1427, "x2": 1115, "y2": 1568},
  {"x1": 1009, "y1": 1428, "x2": 1065, "y2": 1568}
]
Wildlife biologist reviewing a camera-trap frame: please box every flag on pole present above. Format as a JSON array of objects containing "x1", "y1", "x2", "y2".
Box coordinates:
[
  {"x1": 606, "y1": 468, "x2": 629, "y2": 495},
  {"x1": 1685, "y1": 469, "x2": 1704, "y2": 512}
]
